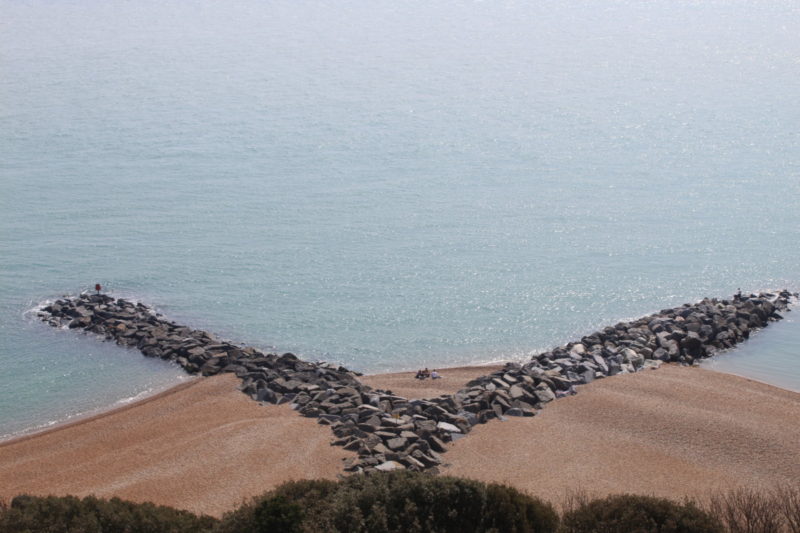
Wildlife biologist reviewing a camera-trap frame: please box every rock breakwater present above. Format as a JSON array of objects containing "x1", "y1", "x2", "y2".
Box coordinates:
[{"x1": 38, "y1": 290, "x2": 794, "y2": 474}]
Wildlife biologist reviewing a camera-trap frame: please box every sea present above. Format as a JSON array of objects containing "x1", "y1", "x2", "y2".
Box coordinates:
[{"x1": 1, "y1": 0, "x2": 798, "y2": 440}]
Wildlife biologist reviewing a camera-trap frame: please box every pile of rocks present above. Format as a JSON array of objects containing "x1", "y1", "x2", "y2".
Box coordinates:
[
  {"x1": 37, "y1": 294, "x2": 453, "y2": 472},
  {"x1": 37, "y1": 289, "x2": 795, "y2": 474},
  {"x1": 457, "y1": 290, "x2": 795, "y2": 415}
]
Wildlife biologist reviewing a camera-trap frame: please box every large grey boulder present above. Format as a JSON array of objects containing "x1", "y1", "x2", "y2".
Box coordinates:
[
  {"x1": 534, "y1": 385, "x2": 555, "y2": 403},
  {"x1": 680, "y1": 331, "x2": 704, "y2": 356},
  {"x1": 375, "y1": 461, "x2": 405, "y2": 472},
  {"x1": 436, "y1": 421, "x2": 462, "y2": 433}
]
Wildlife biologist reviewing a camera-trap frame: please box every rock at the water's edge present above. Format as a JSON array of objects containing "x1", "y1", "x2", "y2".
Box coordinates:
[{"x1": 37, "y1": 289, "x2": 795, "y2": 474}]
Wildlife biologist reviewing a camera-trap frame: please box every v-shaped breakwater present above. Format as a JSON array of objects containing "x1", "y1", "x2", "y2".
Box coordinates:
[{"x1": 38, "y1": 290, "x2": 794, "y2": 474}]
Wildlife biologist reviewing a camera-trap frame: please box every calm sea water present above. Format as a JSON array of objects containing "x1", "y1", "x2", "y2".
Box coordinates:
[{"x1": 1, "y1": 0, "x2": 799, "y2": 438}]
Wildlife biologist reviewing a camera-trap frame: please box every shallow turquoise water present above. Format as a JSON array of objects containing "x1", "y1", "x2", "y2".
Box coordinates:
[
  {"x1": 703, "y1": 308, "x2": 799, "y2": 393},
  {"x1": 1, "y1": 0, "x2": 799, "y2": 437}
]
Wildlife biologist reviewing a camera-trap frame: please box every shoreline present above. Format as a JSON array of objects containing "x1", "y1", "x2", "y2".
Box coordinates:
[
  {"x1": 699, "y1": 364, "x2": 800, "y2": 393},
  {"x1": 0, "y1": 378, "x2": 200, "y2": 447},
  {"x1": 23, "y1": 289, "x2": 795, "y2": 475},
  {"x1": 3, "y1": 358, "x2": 797, "y2": 447},
  {"x1": 444, "y1": 364, "x2": 800, "y2": 503},
  {"x1": 0, "y1": 364, "x2": 504, "y2": 448},
  {"x1": 1, "y1": 363, "x2": 798, "y2": 518},
  {"x1": 2, "y1": 290, "x2": 796, "y2": 515}
]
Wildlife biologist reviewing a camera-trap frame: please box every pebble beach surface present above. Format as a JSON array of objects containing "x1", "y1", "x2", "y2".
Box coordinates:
[
  {"x1": 0, "y1": 374, "x2": 349, "y2": 518},
  {"x1": 2, "y1": 290, "x2": 796, "y2": 517},
  {"x1": 444, "y1": 365, "x2": 800, "y2": 503},
  {"x1": 30, "y1": 290, "x2": 794, "y2": 476},
  {"x1": 1, "y1": 365, "x2": 797, "y2": 517}
]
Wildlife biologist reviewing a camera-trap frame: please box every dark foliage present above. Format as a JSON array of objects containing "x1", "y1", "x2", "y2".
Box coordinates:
[
  {"x1": 218, "y1": 471, "x2": 558, "y2": 533},
  {"x1": 0, "y1": 494, "x2": 217, "y2": 533},
  {"x1": 253, "y1": 495, "x2": 304, "y2": 533},
  {"x1": 8, "y1": 478, "x2": 795, "y2": 533},
  {"x1": 215, "y1": 479, "x2": 338, "y2": 533},
  {"x1": 560, "y1": 493, "x2": 723, "y2": 533},
  {"x1": 481, "y1": 482, "x2": 558, "y2": 533}
]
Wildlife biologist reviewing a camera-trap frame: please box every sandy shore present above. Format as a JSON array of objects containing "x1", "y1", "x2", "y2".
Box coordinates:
[
  {"x1": 0, "y1": 374, "x2": 350, "y2": 517},
  {"x1": 360, "y1": 365, "x2": 504, "y2": 399},
  {"x1": 1, "y1": 365, "x2": 798, "y2": 517},
  {"x1": 444, "y1": 365, "x2": 800, "y2": 503}
]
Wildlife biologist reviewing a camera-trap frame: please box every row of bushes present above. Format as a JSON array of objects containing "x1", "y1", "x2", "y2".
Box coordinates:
[
  {"x1": 0, "y1": 494, "x2": 216, "y2": 533},
  {"x1": 560, "y1": 485, "x2": 800, "y2": 533},
  {"x1": 2, "y1": 473, "x2": 798, "y2": 533}
]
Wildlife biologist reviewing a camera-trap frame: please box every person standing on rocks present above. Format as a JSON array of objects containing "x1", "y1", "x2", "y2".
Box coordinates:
[{"x1": 95, "y1": 283, "x2": 102, "y2": 295}]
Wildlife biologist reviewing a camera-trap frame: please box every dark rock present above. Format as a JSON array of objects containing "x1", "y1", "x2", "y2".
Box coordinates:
[
  {"x1": 386, "y1": 437, "x2": 408, "y2": 451},
  {"x1": 36, "y1": 289, "x2": 793, "y2": 476},
  {"x1": 680, "y1": 331, "x2": 704, "y2": 356}
]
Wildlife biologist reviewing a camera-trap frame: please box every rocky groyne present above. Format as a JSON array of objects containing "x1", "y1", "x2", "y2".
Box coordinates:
[{"x1": 38, "y1": 290, "x2": 795, "y2": 474}]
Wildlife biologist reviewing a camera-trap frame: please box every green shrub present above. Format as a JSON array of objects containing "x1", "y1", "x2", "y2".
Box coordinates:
[
  {"x1": 0, "y1": 494, "x2": 217, "y2": 533},
  {"x1": 217, "y1": 472, "x2": 558, "y2": 533},
  {"x1": 216, "y1": 479, "x2": 337, "y2": 533},
  {"x1": 560, "y1": 493, "x2": 722, "y2": 533},
  {"x1": 482, "y1": 483, "x2": 559, "y2": 533},
  {"x1": 308, "y1": 472, "x2": 491, "y2": 533},
  {"x1": 253, "y1": 495, "x2": 304, "y2": 533}
]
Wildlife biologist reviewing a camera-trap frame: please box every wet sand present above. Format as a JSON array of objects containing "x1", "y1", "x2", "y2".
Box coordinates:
[{"x1": 1, "y1": 365, "x2": 798, "y2": 517}]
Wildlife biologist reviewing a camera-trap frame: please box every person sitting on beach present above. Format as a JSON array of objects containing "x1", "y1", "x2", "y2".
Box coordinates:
[
  {"x1": 415, "y1": 369, "x2": 426, "y2": 380},
  {"x1": 431, "y1": 369, "x2": 441, "y2": 379}
]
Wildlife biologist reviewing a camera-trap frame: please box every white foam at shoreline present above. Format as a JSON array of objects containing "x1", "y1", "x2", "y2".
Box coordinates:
[{"x1": 0, "y1": 376, "x2": 193, "y2": 443}]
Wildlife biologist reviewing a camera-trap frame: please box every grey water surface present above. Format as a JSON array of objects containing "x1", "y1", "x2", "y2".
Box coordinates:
[{"x1": 1, "y1": 0, "x2": 798, "y2": 437}]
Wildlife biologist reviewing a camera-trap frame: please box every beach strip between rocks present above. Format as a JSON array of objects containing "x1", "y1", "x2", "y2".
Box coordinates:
[
  {"x1": 3, "y1": 366, "x2": 799, "y2": 518},
  {"x1": 34, "y1": 289, "x2": 795, "y2": 475}
]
